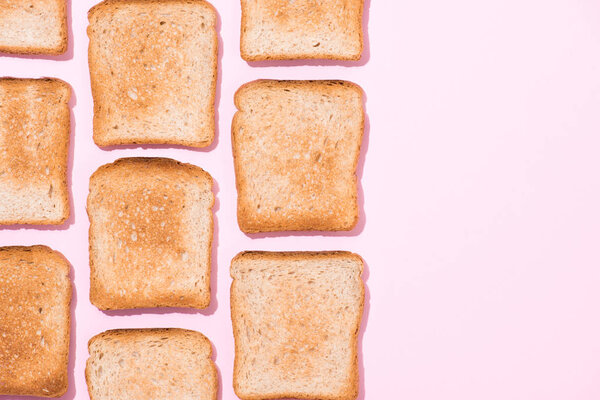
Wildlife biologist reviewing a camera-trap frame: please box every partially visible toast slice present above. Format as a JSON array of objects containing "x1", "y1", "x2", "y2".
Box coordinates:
[
  {"x1": 231, "y1": 251, "x2": 364, "y2": 400},
  {"x1": 240, "y1": 0, "x2": 364, "y2": 61},
  {"x1": 0, "y1": 245, "x2": 72, "y2": 397},
  {"x1": 87, "y1": 0, "x2": 218, "y2": 147},
  {"x1": 87, "y1": 157, "x2": 214, "y2": 310},
  {"x1": 232, "y1": 80, "x2": 364, "y2": 233},
  {"x1": 0, "y1": 0, "x2": 67, "y2": 55},
  {"x1": 86, "y1": 329, "x2": 218, "y2": 400},
  {"x1": 0, "y1": 78, "x2": 71, "y2": 225}
]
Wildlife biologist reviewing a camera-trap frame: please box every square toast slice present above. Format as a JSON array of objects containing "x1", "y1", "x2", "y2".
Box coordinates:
[
  {"x1": 87, "y1": 157, "x2": 214, "y2": 310},
  {"x1": 0, "y1": 246, "x2": 72, "y2": 397},
  {"x1": 86, "y1": 329, "x2": 218, "y2": 400},
  {"x1": 231, "y1": 251, "x2": 364, "y2": 400},
  {"x1": 0, "y1": 78, "x2": 71, "y2": 225},
  {"x1": 240, "y1": 0, "x2": 364, "y2": 61},
  {"x1": 87, "y1": 0, "x2": 218, "y2": 147},
  {"x1": 232, "y1": 80, "x2": 364, "y2": 233},
  {"x1": 0, "y1": 0, "x2": 67, "y2": 55}
]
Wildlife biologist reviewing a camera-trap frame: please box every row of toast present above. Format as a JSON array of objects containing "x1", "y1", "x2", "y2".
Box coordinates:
[
  {"x1": 3, "y1": 0, "x2": 364, "y2": 146},
  {"x1": 0, "y1": 78, "x2": 364, "y2": 233},
  {"x1": 1, "y1": 0, "x2": 364, "y2": 60},
  {"x1": 0, "y1": 246, "x2": 364, "y2": 400}
]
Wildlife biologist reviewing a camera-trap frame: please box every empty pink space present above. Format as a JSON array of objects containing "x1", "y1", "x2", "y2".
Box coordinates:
[{"x1": 2, "y1": 1, "x2": 600, "y2": 399}]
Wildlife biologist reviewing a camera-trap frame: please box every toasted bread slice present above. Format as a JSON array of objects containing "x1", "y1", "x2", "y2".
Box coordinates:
[
  {"x1": 232, "y1": 80, "x2": 364, "y2": 233},
  {"x1": 240, "y1": 0, "x2": 364, "y2": 61},
  {"x1": 86, "y1": 329, "x2": 218, "y2": 400},
  {"x1": 231, "y1": 251, "x2": 364, "y2": 400},
  {"x1": 0, "y1": 246, "x2": 71, "y2": 397},
  {"x1": 87, "y1": 0, "x2": 218, "y2": 147},
  {"x1": 0, "y1": 78, "x2": 71, "y2": 225},
  {"x1": 0, "y1": 0, "x2": 67, "y2": 55},
  {"x1": 87, "y1": 157, "x2": 214, "y2": 310}
]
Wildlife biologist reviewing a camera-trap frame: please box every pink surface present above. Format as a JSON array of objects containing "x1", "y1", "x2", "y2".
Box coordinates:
[{"x1": 2, "y1": 0, "x2": 600, "y2": 399}]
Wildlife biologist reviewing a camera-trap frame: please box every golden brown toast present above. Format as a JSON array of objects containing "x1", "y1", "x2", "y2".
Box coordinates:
[
  {"x1": 240, "y1": 0, "x2": 364, "y2": 61},
  {"x1": 231, "y1": 251, "x2": 364, "y2": 400},
  {"x1": 86, "y1": 329, "x2": 218, "y2": 400},
  {"x1": 0, "y1": 0, "x2": 67, "y2": 55},
  {"x1": 0, "y1": 245, "x2": 72, "y2": 397},
  {"x1": 87, "y1": 157, "x2": 214, "y2": 310},
  {"x1": 232, "y1": 80, "x2": 364, "y2": 233},
  {"x1": 0, "y1": 78, "x2": 71, "y2": 225},
  {"x1": 87, "y1": 0, "x2": 218, "y2": 147}
]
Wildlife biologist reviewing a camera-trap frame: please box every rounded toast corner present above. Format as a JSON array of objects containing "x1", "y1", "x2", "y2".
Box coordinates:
[
  {"x1": 197, "y1": 0, "x2": 218, "y2": 21},
  {"x1": 55, "y1": 39, "x2": 68, "y2": 57},
  {"x1": 88, "y1": 283, "x2": 112, "y2": 313},
  {"x1": 189, "y1": 135, "x2": 215, "y2": 149},
  {"x1": 193, "y1": 294, "x2": 212, "y2": 311},
  {"x1": 87, "y1": 331, "x2": 103, "y2": 352},
  {"x1": 50, "y1": 380, "x2": 69, "y2": 399},
  {"x1": 46, "y1": 246, "x2": 72, "y2": 273},
  {"x1": 52, "y1": 77, "x2": 73, "y2": 100},
  {"x1": 233, "y1": 79, "x2": 263, "y2": 105},
  {"x1": 230, "y1": 251, "x2": 250, "y2": 279},
  {"x1": 91, "y1": 132, "x2": 113, "y2": 148},
  {"x1": 345, "y1": 252, "x2": 365, "y2": 276},
  {"x1": 340, "y1": 79, "x2": 365, "y2": 97},
  {"x1": 53, "y1": 208, "x2": 71, "y2": 226},
  {"x1": 87, "y1": 0, "x2": 113, "y2": 21}
]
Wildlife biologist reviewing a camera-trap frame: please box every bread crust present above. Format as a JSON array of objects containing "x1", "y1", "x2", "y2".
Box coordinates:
[
  {"x1": 230, "y1": 251, "x2": 364, "y2": 400},
  {"x1": 240, "y1": 0, "x2": 364, "y2": 61},
  {"x1": 87, "y1": 157, "x2": 214, "y2": 310},
  {"x1": 0, "y1": 0, "x2": 67, "y2": 55},
  {"x1": 230, "y1": 250, "x2": 364, "y2": 276},
  {"x1": 87, "y1": 328, "x2": 213, "y2": 355},
  {"x1": 0, "y1": 78, "x2": 71, "y2": 225},
  {"x1": 0, "y1": 245, "x2": 72, "y2": 397},
  {"x1": 232, "y1": 80, "x2": 364, "y2": 233},
  {"x1": 87, "y1": 0, "x2": 218, "y2": 147},
  {"x1": 86, "y1": 328, "x2": 217, "y2": 400}
]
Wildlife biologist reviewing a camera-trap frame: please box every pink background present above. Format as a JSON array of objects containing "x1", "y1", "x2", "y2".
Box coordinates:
[{"x1": 2, "y1": 0, "x2": 600, "y2": 399}]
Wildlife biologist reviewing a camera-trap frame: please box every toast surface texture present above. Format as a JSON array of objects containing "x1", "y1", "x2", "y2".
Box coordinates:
[
  {"x1": 230, "y1": 251, "x2": 364, "y2": 400},
  {"x1": 232, "y1": 80, "x2": 364, "y2": 233},
  {"x1": 0, "y1": 0, "x2": 67, "y2": 55},
  {"x1": 240, "y1": 0, "x2": 363, "y2": 61},
  {"x1": 88, "y1": 0, "x2": 218, "y2": 147},
  {"x1": 0, "y1": 78, "x2": 71, "y2": 225},
  {"x1": 0, "y1": 246, "x2": 71, "y2": 397},
  {"x1": 86, "y1": 328, "x2": 218, "y2": 400},
  {"x1": 87, "y1": 157, "x2": 214, "y2": 310}
]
